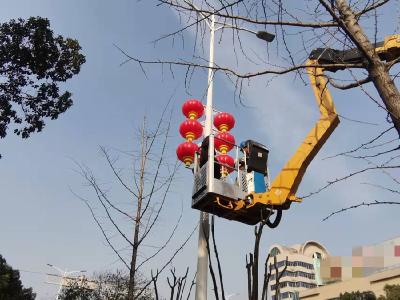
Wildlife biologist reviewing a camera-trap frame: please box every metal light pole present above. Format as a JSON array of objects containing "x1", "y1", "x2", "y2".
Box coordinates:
[
  {"x1": 47, "y1": 264, "x2": 86, "y2": 300},
  {"x1": 195, "y1": 13, "x2": 215, "y2": 300},
  {"x1": 192, "y1": 8, "x2": 275, "y2": 299}
]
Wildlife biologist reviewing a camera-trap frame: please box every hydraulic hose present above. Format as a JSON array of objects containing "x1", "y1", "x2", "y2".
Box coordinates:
[{"x1": 266, "y1": 209, "x2": 282, "y2": 228}]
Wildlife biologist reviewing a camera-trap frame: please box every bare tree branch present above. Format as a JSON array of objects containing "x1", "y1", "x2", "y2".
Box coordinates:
[
  {"x1": 135, "y1": 197, "x2": 183, "y2": 272},
  {"x1": 323, "y1": 199, "x2": 400, "y2": 221},
  {"x1": 302, "y1": 165, "x2": 400, "y2": 198},
  {"x1": 261, "y1": 254, "x2": 271, "y2": 300},
  {"x1": 355, "y1": 0, "x2": 391, "y2": 16},
  {"x1": 327, "y1": 74, "x2": 371, "y2": 89},
  {"x1": 134, "y1": 224, "x2": 198, "y2": 299},
  {"x1": 71, "y1": 189, "x2": 130, "y2": 270},
  {"x1": 323, "y1": 127, "x2": 394, "y2": 160},
  {"x1": 159, "y1": 0, "x2": 339, "y2": 28},
  {"x1": 360, "y1": 182, "x2": 400, "y2": 195},
  {"x1": 100, "y1": 146, "x2": 139, "y2": 198},
  {"x1": 115, "y1": 44, "x2": 364, "y2": 78}
]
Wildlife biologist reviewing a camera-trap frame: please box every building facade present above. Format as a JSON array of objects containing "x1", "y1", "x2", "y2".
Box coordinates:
[
  {"x1": 299, "y1": 267, "x2": 400, "y2": 299},
  {"x1": 269, "y1": 236, "x2": 400, "y2": 299},
  {"x1": 268, "y1": 241, "x2": 330, "y2": 299},
  {"x1": 300, "y1": 236, "x2": 400, "y2": 299}
]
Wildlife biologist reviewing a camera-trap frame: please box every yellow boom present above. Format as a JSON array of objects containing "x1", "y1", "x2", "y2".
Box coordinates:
[
  {"x1": 248, "y1": 61, "x2": 339, "y2": 208},
  {"x1": 208, "y1": 61, "x2": 340, "y2": 225},
  {"x1": 205, "y1": 35, "x2": 400, "y2": 225},
  {"x1": 245, "y1": 34, "x2": 400, "y2": 214}
]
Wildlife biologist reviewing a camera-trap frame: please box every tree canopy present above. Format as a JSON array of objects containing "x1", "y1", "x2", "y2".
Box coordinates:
[
  {"x1": 339, "y1": 291, "x2": 376, "y2": 300},
  {"x1": 0, "y1": 254, "x2": 36, "y2": 300},
  {"x1": 378, "y1": 284, "x2": 400, "y2": 300},
  {"x1": 59, "y1": 270, "x2": 153, "y2": 300},
  {"x1": 0, "y1": 16, "x2": 85, "y2": 154},
  {"x1": 338, "y1": 285, "x2": 400, "y2": 300}
]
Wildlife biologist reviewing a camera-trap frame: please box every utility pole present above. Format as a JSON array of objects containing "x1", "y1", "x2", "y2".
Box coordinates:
[
  {"x1": 190, "y1": 7, "x2": 274, "y2": 299},
  {"x1": 195, "y1": 13, "x2": 215, "y2": 300}
]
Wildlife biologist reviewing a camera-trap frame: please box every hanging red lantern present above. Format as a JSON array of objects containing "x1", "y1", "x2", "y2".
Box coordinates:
[
  {"x1": 182, "y1": 99, "x2": 204, "y2": 120},
  {"x1": 214, "y1": 112, "x2": 235, "y2": 132},
  {"x1": 176, "y1": 141, "x2": 199, "y2": 166},
  {"x1": 214, "y1": 132, "x2": 235, "y2": 154},
  {"x1": 179, "y1": 119, "x2": 203, "y2": 141},
  {"x1": 216, "y1": 154, "x2": 235, "y2": 177}
]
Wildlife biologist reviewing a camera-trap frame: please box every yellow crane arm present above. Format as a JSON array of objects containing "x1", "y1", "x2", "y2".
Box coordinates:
[
  {"x1": 249, "y1": 60, "x2": 340, "y2": 208},
  {"x1": 248, "y1": 34, "x2": 400, "y2": 209},
  {"x1": 215, "y1": 34, "x2": 400, "y2": 225}
]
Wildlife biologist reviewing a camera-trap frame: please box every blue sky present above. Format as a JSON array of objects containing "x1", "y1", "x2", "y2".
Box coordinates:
[{"x1": 0, "y1": 1, "x2": 399, "y2": 299}]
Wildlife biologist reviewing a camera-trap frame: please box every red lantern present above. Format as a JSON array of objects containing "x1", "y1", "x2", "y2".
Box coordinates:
[
  {"x1": 216, "y1": 154, "x2": 235, "y2": 177},
  {"x1": 176, "y1": 141, "x2": 199, "y2": 166},
  {"x1": 182, "y1": 99, "x2": 204, "y2": 120},
  {"x1": 214, "y1": 112, "x2": 235, "y2": 132},
  {"x1": 214, "y1": 132, "x2": 235, "y2": 154},
  {"x1": 179, "y1": 120, "x2": 203, "y2": 141}
]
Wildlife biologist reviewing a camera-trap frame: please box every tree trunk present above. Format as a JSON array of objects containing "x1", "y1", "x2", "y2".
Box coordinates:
[
  {"x1": 128, "y1": 180, "x2": 144, "y2": 299},
  {"x1": 128, "y1": 128, "x2": 147, "y2": 300},
  {"x1": 335, "y1": 0, "x2": 400, "y2": 137},
  {"x1": 368, "y1": 63, "x2": 400, "y2": 135},
  {"x1": 251, "y1": 224, "x2": 264, "y2": 300},
  {"x1": 128, "y1": 219, "x2": 141, "y2": 299}
]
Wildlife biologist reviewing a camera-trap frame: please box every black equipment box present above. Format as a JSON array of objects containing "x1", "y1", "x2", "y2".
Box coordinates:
[{"x1": 243, "y1": 140, "x2": 269, "y2": 175}]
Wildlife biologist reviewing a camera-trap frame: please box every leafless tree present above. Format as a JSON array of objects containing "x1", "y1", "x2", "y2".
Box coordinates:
[
  {"x1": 260, "y1": 254, "x2": 271, "y2": 300},
  {"x1": 232, "y1": 207, "x2": 291, "y2": 300},
  {"x1": 272, "y1": 256, "x2": 288, "y2": 300},
  {"x1": 245, "y1": 221, "x2": 269, "y2": 300},
  {"x1": 122, "y1": 1, "x2": 400, "y2": 133},
  {"x1": 72, "y1": 106, "x2": 197, "y2": 299},
  {"x1": 246, "y1": 223, "x2": 264, "y2": 300},
  {"x1": 151, "y1": 267, "x2": 196, "y2": 300}
]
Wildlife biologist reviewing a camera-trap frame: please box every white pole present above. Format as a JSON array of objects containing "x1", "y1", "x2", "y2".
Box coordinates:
[{"x1": 195, "y1": 13, "x2": 215, "y2": 300}]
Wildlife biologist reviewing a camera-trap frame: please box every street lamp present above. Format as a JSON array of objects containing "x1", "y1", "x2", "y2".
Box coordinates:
[
  {"x1": 47, "y1": 264, "x2": 86, "y2": 300},
  {"x1": 188, "y1": 6, "x2": 274, "y2": 300},
  {"x1": 256, "y1": 31, "x2": 276, "y2": 42}
]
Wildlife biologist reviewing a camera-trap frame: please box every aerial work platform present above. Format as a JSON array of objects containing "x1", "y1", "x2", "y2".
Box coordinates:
[{"x1": 175, "y1": 34, "x2": 400, "y2": 227}]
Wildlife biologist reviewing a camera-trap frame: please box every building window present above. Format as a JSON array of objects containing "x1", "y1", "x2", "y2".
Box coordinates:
[
  {"x1": 314, "y1": 252, "x2": 322, "y2": 259},
  {"x1": 271, "y1": 281, "x2": 317, "y2": 290},
  {"x1": 273, "y1": 260, "x2": 314, "y2": 270},
  {"x1": 270, "y1": 247, "x2": 281, "y2": 257}
]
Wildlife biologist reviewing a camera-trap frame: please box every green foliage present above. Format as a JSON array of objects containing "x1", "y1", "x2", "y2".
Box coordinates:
[
  {"x1": 60, "y1": 281, "x2": 93, "y2": 300},
  {"x1": 59, "y1": 270, "x2": 152, "y2": 300},
  {"x1": 377, "y1": 284, "x2": 400, "y2": 300},
  {"x1": 0, "y1": 16, "x2": 85, "y2": 153},
  {"x1": 0, "y1": 254, "x2": 36, "y2": 300},
  {"x1": 339, "y1": 291, "x2": 376, "y2": 300}
]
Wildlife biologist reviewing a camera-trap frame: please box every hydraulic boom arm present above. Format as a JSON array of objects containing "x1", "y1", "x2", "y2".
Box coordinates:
[
  {"x1": 243, "y1": 34, "x2": 400, "y2": 219},
  {"x1": 248, "y1": 61, "x2": 340, "y2": 208},
  {"x1": 202, "y1": 35, "x2": 400, "y2": 226}
]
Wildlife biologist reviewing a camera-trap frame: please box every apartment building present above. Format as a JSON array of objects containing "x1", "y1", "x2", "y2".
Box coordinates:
[
  {"x1": 269, "y1": 236, "x2": 400, "y2": 299},
  {"x1": 268, "y1": 241, "x2": 330, "y2": 299}
]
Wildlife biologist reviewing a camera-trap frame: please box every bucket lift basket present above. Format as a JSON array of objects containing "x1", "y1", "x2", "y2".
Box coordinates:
[{"x1": 191, "y1": 150, "x2": 273, "y2": 225}]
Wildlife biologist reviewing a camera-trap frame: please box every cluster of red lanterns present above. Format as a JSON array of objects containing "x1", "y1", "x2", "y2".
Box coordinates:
[
  {"x1": 176, "y1": 99, "x2": 204, "y2": 166},
  {"x1": 214, "y1": 112, "x2": 235, "y2": 177},
  {"x1": 176, "y1": 99, "x2": 236, "y2": 177}
]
